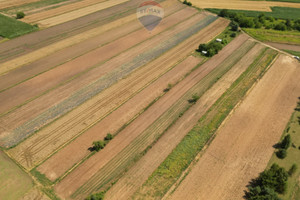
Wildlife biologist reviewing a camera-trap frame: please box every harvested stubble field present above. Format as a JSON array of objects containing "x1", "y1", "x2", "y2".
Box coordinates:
[
  {"x1": 2, "y1": 0, "x2": 297, "y2": 199},
  {"x1": 106, "y1": 40, "x2": 265, "y2": 200},
  {"x1": 1, "y1": 6, "x2": 203, "y2": 148},
  {"x1": 170, "y1": 54, "x2": 300, "y2": 200}
]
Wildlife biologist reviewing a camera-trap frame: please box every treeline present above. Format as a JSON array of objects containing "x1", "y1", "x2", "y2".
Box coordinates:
[{"x1": 218, "y1": 9, "x2": 300, "y2": 31}]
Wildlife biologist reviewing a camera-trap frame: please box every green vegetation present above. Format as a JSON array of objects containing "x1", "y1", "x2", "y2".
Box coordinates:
[
  {"x1": 91, "y1": 133, "x2": 113, "y2": 152},
  {"x1": 0, "y1": 13, "x2": 38, "y2": 39},
  {"x1": 196, "y1": 25, "x2": 239, "y2": 57},
  {"x1": 264, "y1": 0, "x2": 300, "y2": 3},
  {"x1": 133, "y1": 48, "x2": 277, "y2": 199},
  {"x1": 86, "y1": 191, "x2": 105, "y2": 200},
  {"x1": 16, "y1": 11, "x2": 25, "y2": 19},
  {"x1": 245, "y1": 163, "x2": 288, "y2": 199},
  {"x1": 276, "y1": 149, "x2": 287, "y2": 159},
  {"x1": 283, "y1": 50, "x2": 300, "y2": 57},
  {"x1": 188, "y1": 94, "x2": 200, "y2": 103},
  {"x1": 207, "y1": 7, "x2": 300, "y2": 20},
  {"x1": 244, "y1": 28, "x2": 300, "y2": 45},
  {"x1": 183, "y1": 0, "x2": 192, "y2": 6},
  {"x1": 265, "y1": 98, "x2": 300, "y2": 200},
  {"x1": 0, "y1": 150, "x2": 34, "y2": 199}
]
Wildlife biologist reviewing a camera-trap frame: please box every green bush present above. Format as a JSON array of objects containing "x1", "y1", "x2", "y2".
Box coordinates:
[
  {"x1": 92, "y1": 140, "x2": 106, "y2": 152},
  {"x1": 16, "y1": 12, "x2": 25, "y2": 19},
  {"x1": 288, "y1": 164, "x2": 298, "y2": 176},
  {"x1": 280, "y1": 134, "x2": 291, "y2": 149},
  {"x1": 230, "y1": 33, "x2": 236, "y2": 37},
  {"x1": 183, "y1": 0, "x2": 192, "y2": 6},
  {"x1": 85, "y1": 192, "x2": 105, "y2": 200},
  {"x1": 104, "y1": 133, "x2": 113, "y2": 141},
  {"x1": 188, "y1": 94, "x2": 200, "y2": 103},
  {"x1": 276, "y1": 149, "x2": 287, "y2": 159}
]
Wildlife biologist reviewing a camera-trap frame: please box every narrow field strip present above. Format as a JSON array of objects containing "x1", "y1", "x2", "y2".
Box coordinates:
[
  {"x1": 0, "y1": 5, "x2": 194, "y2": 129},
  {"x1": 22, "y1": 0, "x2": 107, "y2": 23},
  {"x1": 36, "y1": 18, "x2": 229, "y2": 183},
  {"x1": 0, "y1": 0, "x2": 40, "y2": 9},
  {"x1": 0, "y1": 0, "x2": 180, "y2": 92},
  {"x1": 53, "y1": 32, "x2": 247, "y2": 200},
  {"x1": 37, "y1": 56, "x2": 202, "y2": 182},
  {"x1": 138, "y1": 48, "x2": 278, "y2": 200},
  {"x1": 169, "y1": 54, "x2": 300, "y2": 200},
  {"x1": 36, "y1": 0, "x2": 129, "y2": 27},
  {"x1": 72, "y1": 37, "x2": 255, "y2": 200},
  {"x1": 105, "y1": 42, "x2": 265, "y2": 200},
  {"x1": 0, "y1": 0, "x2": 146, "y2": 62},
  {"x1": 7, "y1": 14, "x2": 218, "y2": 167}
]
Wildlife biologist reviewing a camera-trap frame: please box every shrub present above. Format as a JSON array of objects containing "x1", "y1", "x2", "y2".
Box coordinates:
[
  {"x1": 219, "y1": 9, "x2": 229, "y2": 18},
  {"x1": 86, "y1": 192, "x2": 105, "y2": 200},
  {"x1": 280, "y1": 134, "x2": 291, "y2": 150},
  {"x1": 230, "y1": 33, "x2": 236, "y2": 38},
  {"x1": 188, "y1": 94, "x2": 200, "y2": 103},
  {"x1": 276, "y1": 149, "x2": 287, "y2": 159},
  {"x1": 274, "y1": 23, "x2": 287, "y2": 31},
  {"x1": 229, "y1": 21, "x2": 239, "y2": 31},
  {"x1": 183, "y1": 0, "x2": 192, "y2": 6},
  {"x1": 16, "y1": 12, "x2": 25, "y2": 19},
  {"x1": 92, "y1": 140, "x2": 106, "y2": 152},
  {"x1": 104, "y1": 133, "x2": 113, "y2": 141},
  {"x1": 288, "y1": 164, "x2": 297, "y2": 176}
]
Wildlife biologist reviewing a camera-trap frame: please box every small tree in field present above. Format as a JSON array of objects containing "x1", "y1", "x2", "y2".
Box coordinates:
[
  {"x1": 288, "y1": 164, "x2": 297, "y2": 176},
  {"x1": 104, "y1": 133, "x2": 113, "y2": 141},
  {"x1": 280, "y1": 134, "x2": 291, "y2": 150},
  {"x1": 276, "y1": 149, "x2": 287, "y2": 159},
  {"x1": 92, "y1": 140, "x2": 106, "y2": 152},
  {"x1": 16, "y1": 12, "x2": 25, "y2": 19}
]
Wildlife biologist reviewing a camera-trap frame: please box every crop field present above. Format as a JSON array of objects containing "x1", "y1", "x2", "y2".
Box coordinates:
[
  {"x1": 1, "y1": 0, "x2": 299, "y2": 199},
  {"x1": 187, "y1": 0, "x2": 300, "y2": 11}
]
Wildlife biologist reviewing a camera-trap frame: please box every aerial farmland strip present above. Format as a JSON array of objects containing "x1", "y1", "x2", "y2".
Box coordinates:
[
  {"x1": 0, "y1": 0, "x2": 182, "y2": 92},
  {"x1": 169, "y1": 54, "x2": 300, "y2": 200},
  {"x1": 6, "y1": 14, "x2": 218, "y2": 166},
  {"x1": 36, "y1": 18, "x2": 230, "y2": 183},
  {"x1": 0, "y1": 0, "x2": 40, "y2": 9},
  {"x1": 105, "y1": 42, "x2": 266, "y2": 200},
  {"x1": 53, "y1": 32, "x2": 249, "y2": 200},
  {"x1": 0, "y1": 6, "x2": 196, "y2": 121},
  {"x1": 0, "y1": 0, "x2": 158, "y2": 62},
  {"x1": 22, "y1": 0, "x2": 108, "y2": 23}
]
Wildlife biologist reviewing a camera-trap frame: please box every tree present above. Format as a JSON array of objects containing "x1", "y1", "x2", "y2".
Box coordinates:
[
  {"x1": 92, "y1": 140, "x2": 106, "y2": 152},
  {"x1": 280, "y1": 134, "x2": 291, "y2": 150},
  {"x1": 219, "y1": 9, "x2": 229, "y2": 18},
  {"x1": 230, "y1": 21, "x2": 239, "y2": 31},
  {"x1": 276, "y1": 149, "x2": 287, "y2": 159},
  {"x1": 16, "y1": 12, "x2": 25, "y2": 19},
  {"x1": 104, "y1": 133, "x2": 113, "y2": 141},
  {"x1": 274, "y1": 23, "x2": 287, "y2": 31},
  {"x1": 198, "y1": 44, "x2": 207, "y2": 52},
  {"x1": 188, "y1": 94, "x2": 200, "y2": 103},
  {"x1": 86, "y1": 192, "x2": 105, "y2": 200},
  {"x1": 288, "y1": 164, "x2": 297, "y2": 176}
]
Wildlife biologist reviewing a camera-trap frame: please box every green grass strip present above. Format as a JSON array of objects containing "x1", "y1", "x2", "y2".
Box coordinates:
[
  {"x1": 283, "y1": 49, "x2": 300, "y2": 57},
  {"x1": 133, "y1": 48, "x2": 278, "y2": 199},
  {"x1": 0, "y1": 13, "x2": 38, "y2": 39}
]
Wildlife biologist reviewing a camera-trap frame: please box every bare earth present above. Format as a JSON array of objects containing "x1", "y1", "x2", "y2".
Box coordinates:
[
  {"x1": 266, "y1": 42, "x2": 300, "y2": 52},
  {"x1": 105, "y1": 42, "x2": 264, "y2": 200},
  {"x1": 169, "y1": 54, "x2": 300, "y2": 200},
  {"x1": 0, "y1": 0, "x2": 40, "y2": 9}
]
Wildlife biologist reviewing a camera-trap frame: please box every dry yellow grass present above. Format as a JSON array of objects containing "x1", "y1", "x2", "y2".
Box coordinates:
[{"x1": 189, "y1": 0, "x2": 300, "y2": 11}]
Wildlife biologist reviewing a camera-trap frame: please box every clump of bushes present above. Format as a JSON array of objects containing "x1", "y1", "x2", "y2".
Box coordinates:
[
  {"x1": 183, "y1": 0, "x2": 192, "y2": 6},
  {"x1": 85, "y1": 191, "x2": 104, "y2": 200},
  {"x1": 276, "y1": 149, "x2": 287, "y2": 159},
  {"x1": 188, "y1": 94, "x2": 200, "y2": 103},
  {"x1": 245, "y1": 163, "x2": 289, "y2": 199},
  {"x1": 16, "y1": 11, "x2": 25, "y2": 19},
  {"x1": 288, "y1": 164, "x2": 298, "y2": 176},
  {"x1": 91, "y1": 133, "x2": 114, "y2": 152},
  {"x1": 274, "y1": 134, "x2": 291, "y2": 159},
  {"x1": 197, "y1": 41, "x2": 223, "y2": 57}
]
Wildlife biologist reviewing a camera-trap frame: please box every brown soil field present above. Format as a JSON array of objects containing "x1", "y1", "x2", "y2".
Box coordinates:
[
  {"x1": 0, "y1": 0, "x2": 181, "y2": 92},
  {"x1": 20, "y1": 187, "x2": 50, "y2": 200},
  {"x1": 7, "y1": 13, "x2": 211, "y2": 168},
  {"x1": 188, "y1": 0, "x2": 300, "y2": 11},
  {"x1": 54, "y1": 29, "x2": 252, "y2": 200},
  {"x1": 105, "y1": 42, "x2": 265, "y2": 200},
  {"x1": 266, "y1": 42, "x2": 300, "y2": 52},
  {"x1": 0, "y1": 0, "x2": 145, "y2": 62},
  {"x1": 38, "y1": 56, "x2": 202, "y2": 181},
  {"x1": 169, "y1": 54, "x2": 300, "y2": 200},
  {"x1": 22, "y1": 0, "x2": 107, "y2": 23},
  {"x1": 36, "y1": 0, "x2": 130, "y2": 27},
  {"x1": 0, "y1": 7, "x2": 193, "y2": 116},
  {"x1": 0, "y1": 0, "x2": 40, "y2": 9}
]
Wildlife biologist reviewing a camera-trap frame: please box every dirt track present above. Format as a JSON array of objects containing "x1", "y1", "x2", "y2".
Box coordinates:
[
  {"x1": 266, "y1": 42, "x2": 300, "y2": 52},
  {"x1": 0, "y1": 0, "x2": 40, "y2": 9},
  {"x1": 105, "y1": 42, "x2": 264, "y2": 200},
  {"x1": 169, "y1": 54, "x2": 300, "y2": 200}
]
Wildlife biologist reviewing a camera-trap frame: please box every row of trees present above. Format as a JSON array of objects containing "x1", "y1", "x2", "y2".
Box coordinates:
[{"x1": 218, "y1": 9, "x2": 300, "y2": 31}]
